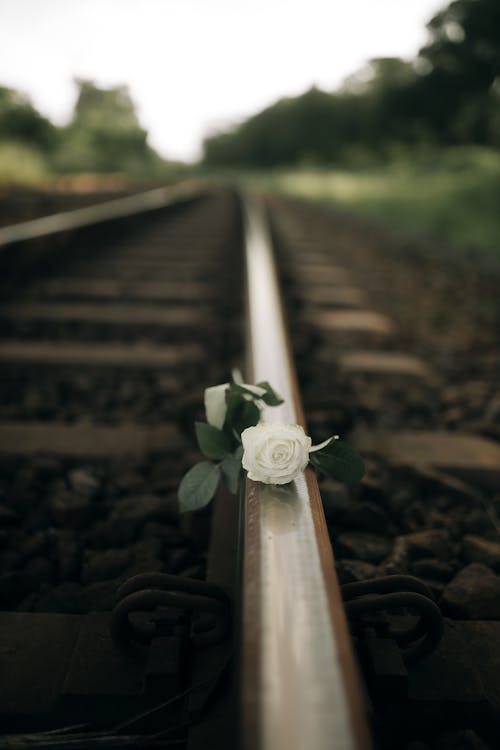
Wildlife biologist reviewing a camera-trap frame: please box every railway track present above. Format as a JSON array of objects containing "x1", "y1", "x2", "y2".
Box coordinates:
[{"x1": 0, "y1": 185, "x2": 499, "y2": 749}]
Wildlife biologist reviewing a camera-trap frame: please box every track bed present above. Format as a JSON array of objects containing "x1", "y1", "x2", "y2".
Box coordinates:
[{"x1": 0, "y1": 187, "x2": 500, "y2": 749}]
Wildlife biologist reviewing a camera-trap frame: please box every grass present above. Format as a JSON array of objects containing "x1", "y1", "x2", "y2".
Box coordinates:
[
  {"x1": 0, "y1": 141, "x2": 51, "y2": 186},
  {"x1": 0, "y1": 139, "x2": 187, "y2": 191},
  {"x1": 2, "y1": 139, "x2": 499, "y2": 255},
  {"x1": 225, "y1": 147, "x2": 500, "y2": 255}
]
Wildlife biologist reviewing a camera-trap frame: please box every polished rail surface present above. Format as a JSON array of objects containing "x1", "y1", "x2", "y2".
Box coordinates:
[
  {"x1": 241, "y1": 196, "x2": 372, "y2": 750},
  {"x1": 0, "y1": 181, "x2": 205, "y2": 250}
]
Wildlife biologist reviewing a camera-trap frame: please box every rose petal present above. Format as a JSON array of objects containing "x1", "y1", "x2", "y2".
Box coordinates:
[
  {"x1": 231, "y1": 370, "x2": 266, "y2": 400},
  {"x1": 231, "y1": 368, "x2": 244, "y2": 385},
  {"x1": 242, "y1": 423, "x2": 311, "y2": 485},
  {"x1": 204, "y1": 383, "x2": 229, "y2": 429},
  {"x1": 238, "y1": 383, "x2": 267, "y2": 398}
]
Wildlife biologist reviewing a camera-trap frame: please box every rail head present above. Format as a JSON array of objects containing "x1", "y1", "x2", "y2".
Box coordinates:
[
  {"x1": 241, "y1": 195, "x2": 372, "y2": 750},
  {"x1": 0, "y1": 180, "x2": 208, "y2": 251}
]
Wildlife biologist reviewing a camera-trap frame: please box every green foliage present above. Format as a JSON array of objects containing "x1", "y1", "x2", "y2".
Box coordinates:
[
  {"x1": 0, "y1": 86, "x2": 59, "y2": 151},
  {"x1": 0, "y1": 140, "x2": 50, "y2": 185},
  {"x1": 202, "y1": 0, "x2": 500, "y2": 168},
  {"x1": 195, "y1": 422, "x2": 231, "y2": 460},
  {"x1": 224, "y1": 394, "x2": 261, "y2": 439},
  {"x1": 0, "y1": 79, "x2": 180, "y2": 183},
  {"x1": 73, "y1": 80, "x2": 142, "y2": 130},
  {"x1": 178, "y1": 462, "x2": 221, "y2": 513},
  {"x1": 203, "y1": 87, "x2": 372, "y2": 167},
  {"x1": 229, "y1": 146, "x2": 500, "y2": 253},
  {"x1": 309, "y1": 440, "x2": 365, "y2": 484},
  {"x1": 178, "y1": 373, "x2": 365, "y2": 513},
  {"x1": 178, "y1": 376, "x2": 284, "y2": 512},
  {"x1": 0, "y1": 87, "x2": 59, "y2": 184},
  {"x1": 255, "y1": 381, "x2": 284, "y2": 406},
  {"x1": 51, "y1": 79, "x2": 163, "y2": 176},
  {"x1": 221, "y1": 447, "x2": 244, "y2": 494}
]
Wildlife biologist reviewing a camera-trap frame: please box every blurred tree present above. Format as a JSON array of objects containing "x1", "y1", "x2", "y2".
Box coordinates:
[
  {"x1": 73, "y1": 79, "x2": 143, "y2": 130},
  {"x1": 53, "y1": 79, "x2": 161, "y2": 175},
  {"x1": 0, "y1": 86, "x2": 59, "y2": 150},
  {"x1": 202, "y1": 71, "x2": 421, "y2": 168},
  {"x1": 202, "y1": 0, "x2": 500, "y2": 167},
  {"x1": 204, "y1": 88, "x2": 369, "y2": 167},
  {"x1": 413, "y1": 0, "x2": 500, "y2": 142}
]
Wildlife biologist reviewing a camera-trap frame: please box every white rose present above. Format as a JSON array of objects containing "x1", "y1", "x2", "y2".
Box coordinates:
[
  {"x1": 204, "y1": 380, "x2": 266, "y2": 430},
  {"x1": 241, "y1": 423, "x2": 312, "y2": 485},
  {"x1": 204, "y1": 383, "x2": 229, "y2": 429}
]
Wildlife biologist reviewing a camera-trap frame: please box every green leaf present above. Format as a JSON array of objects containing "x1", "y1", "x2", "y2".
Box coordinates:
[
  {"x1": 256, "y1": 381, "x2": 284, "y2": 406},
  {"x1": 230, "y1": 383, "x2": 266, "y2": 400},
  {"x1": 234, "y1": 400, "x2": 261, "y2": 436},
  {"x1": 178, "y1": 461, "x2": 221, "y2": 513},
  {"x1": 221, "y1": 446, "x2": 243, "y2": 494},
  {"x1": 309, "y1": 440, "x2": 365, "y2": 483},
  {"x1": 225, "y1": 394, "x2": 260, "y2": 438},
  {"x1": 195, "y1": 422, "x2": 231, "y2": 460},
  {"x1": 224, "y1": 392, "x2": 246, "y2": 431}
]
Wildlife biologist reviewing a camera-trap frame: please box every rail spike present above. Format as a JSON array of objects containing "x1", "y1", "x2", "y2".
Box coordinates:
[
  {"x1": 342, "y1": 575, "x2": 444, "y2": 663},
  {"x1": 110, "y1": 572, "x2": 231, "y2": 648}
]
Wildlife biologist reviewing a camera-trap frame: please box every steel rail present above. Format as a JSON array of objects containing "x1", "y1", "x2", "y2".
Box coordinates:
[
  {"x1": 241, "y1": 196, "x2": 372, "y2": 750},
  {"x1": 0, "y1": 180, "x2": 206, "y2": 250}
]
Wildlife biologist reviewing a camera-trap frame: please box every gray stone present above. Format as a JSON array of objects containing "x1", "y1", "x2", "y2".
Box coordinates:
[
  {"x1": 463, "y1": 535, "x2": 500, "y2": 572},
  {"x1": 110, "y1": 471, "x2": 147, "y2": 493},
  {"x1": 22, "y1": 531, "x2": 50, "y2": 561},
  {"x1": 56, "y1": 530, "x2": 81, "y2": 580},
  {"x1": 178, "y1": 563, "x2": 205, "y2": 579},
  {"x1": 441, "y1": 564, "x2": 500, "y2": 619},
  {"x1": 67, "y1": 467, "x2": 100, "y2": 496},
  {"x1": 85, "y1": 517, "x2": 138, "y2": 548},
  {"x1": 0, "y1": 571, "x2": 30, "y2": 606},
  {"x1": 335, "y1": 559, "x2": 378, "y2": 585},
  {"x1": 133, "y1": 537, "x2": 163, "y2": 565},
  {"x1": 464, "y1": 508, "x2": 492, "y2": 536},
  {"x1": 49, "y1": 490, "x2": 91, "y2": 528},
  {"x1": 81, "y1": 548, "x2": 132, "y2": 584},
  {"x1": 398, "y1": 528, "x2": 457, "y2": 562},
  {"x1": 417, "y1": 577, "x2": 445, "y2": 599},
  {"x1": 79, "y1": 580, "x2": 119, "y2": 612},
  {"x1": 110, "y1": 493, "x2": 169, "y2": 525},
  {"x1": 320, "y1": 479, "x2": 351, "y2": 521},
  {"x1": 165, "y1": 547, "x2": 192, "y2": 574},
  {"x1": 359, "y1": 475, "x2": 388, "y2": 505},
  {"x1": 354, "y1": 430, "x2": 500, "y2": 490},
  {"x1": 384, "y1": 529, "x2": 458, "y2": 575},
  {"x1": 413, "y1": 465, "x2": 480, "y2": 502},
  {"x1": 411, "y1": 558, "x2": 456, "y2": 581},
  {"x1": 0, "y1": 503, "x2": 19, "y2": 525},
  {"x1": 387, "y1": 487, "x2": 415, "y2": 514},
  {"x1": 123, "y1": 559, "x2": 164, "y2": 577},
  {"x1": 337, "y1": 502, "x2": 388, "y2": 533},
  {"x1": 435, "y1": 729, "x2": 493, "y2": 750},
  {"x1": 335, "y1": 531, "x2": 392, "y2": 563},
  {"x1": 31, "y1": 457, "x2": 63, "y2": 480},
  {"x1": 31, "y1": 583, "x2": 83, "y2": 614},
  {"x1": 142, "y1": 522, "x2": 185, "y2": 547},
  {"x1": 23, "y1": 557, "x2": 56, "y2": 588}
]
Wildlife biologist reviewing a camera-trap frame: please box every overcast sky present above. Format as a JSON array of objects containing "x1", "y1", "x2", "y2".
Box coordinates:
[{"x1": 0, "y1": 0, "x2": 445, "y2": 162}]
